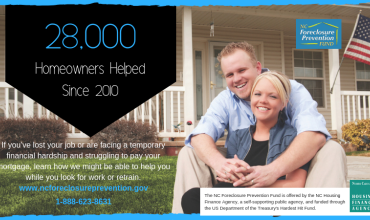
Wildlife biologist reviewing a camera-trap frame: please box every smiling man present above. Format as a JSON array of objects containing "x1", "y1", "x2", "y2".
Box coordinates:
[
  {"x1": 172, "y1": 42, "x2": 348, "y2": 213},
  {"x1": 221, "y1": 46, "x2": 260, "y2": 101}
]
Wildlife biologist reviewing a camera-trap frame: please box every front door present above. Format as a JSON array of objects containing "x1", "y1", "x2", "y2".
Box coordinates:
[{"x1": 209, "y1": 42, "x2": 229, "y2": 101}]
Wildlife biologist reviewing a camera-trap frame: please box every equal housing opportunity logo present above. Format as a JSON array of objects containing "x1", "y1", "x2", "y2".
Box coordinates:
[{"x1": 296, "y1": 19, "x2": 342, "y2": 49}]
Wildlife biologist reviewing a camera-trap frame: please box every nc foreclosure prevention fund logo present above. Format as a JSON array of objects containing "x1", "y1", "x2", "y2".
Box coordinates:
[
  {"x1": 296, "y1": 19, "x2": 341, "y2": 49},
  {"x1": 350, "y1": 180, "x2": 370, "y2": 212}
]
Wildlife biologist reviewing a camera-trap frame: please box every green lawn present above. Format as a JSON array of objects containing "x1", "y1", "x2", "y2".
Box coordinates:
[
  {"x1": 0, "y1": 156, "x2": 177, "y2": 216},
  {"x1": 346, "y1": 151, "x2": 370, "y2": 157}
]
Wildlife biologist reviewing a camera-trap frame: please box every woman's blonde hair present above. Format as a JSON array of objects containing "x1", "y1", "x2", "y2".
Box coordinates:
[{"x1": 251, "y1": 71, "x2": 291, "y2": 106}]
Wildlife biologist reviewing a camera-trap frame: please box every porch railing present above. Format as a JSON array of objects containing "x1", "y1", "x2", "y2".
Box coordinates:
[
  {"x1": 0, "y1": 82, "x2": 21, "y2": 118},
  {"x1": 1, "y1": 83, "x2": 186, "y2": 139},
  {"x1": 160, "y1": 86, "x2": 186, "y2": 137},
  {"x1": 341, "y1": 91, "x2": 370, "y2": 124},
  {"x1": 0, "y1": 82, "x2": 88, "y2": 139},
  {"x1": 123, "y1": 86, "x2": 186, "y2": 137}
]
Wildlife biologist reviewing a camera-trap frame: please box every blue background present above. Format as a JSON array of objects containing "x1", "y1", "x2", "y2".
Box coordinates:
[
  {"x1": 6, "y1": 215, "x2": 370, "y2": 219},
  {"x1": 0, "y1": 0, "x2": 368, "y2": 5},
  {"x1": 1, "y1": 0, "x2": 368, "y2": 219}
]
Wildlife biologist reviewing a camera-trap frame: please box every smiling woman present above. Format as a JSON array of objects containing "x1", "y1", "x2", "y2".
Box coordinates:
[
  {"x1": 181, "y1": 71, "x2": 310, "y2": 214},
  {"x1": 221, "y1": 72, "x2": 309, "y2": 187},
  {"x1": 249, "y1": 72, "x2": 291, "y2": 140}
]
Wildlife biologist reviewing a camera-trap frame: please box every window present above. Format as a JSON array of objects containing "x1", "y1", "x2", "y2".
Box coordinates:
[
  {"x1": 356, "y1": 61, "x2": 370, "y2": 108},
  {"x1": 195, "y1": 51, "x2": 203, "y2": 120},
  {"x1": 9, "y1": 88, "x2": 23, "y2": 103},
  {"x1": 294, "y1": 50, "x2": 325, "y2": 107}
]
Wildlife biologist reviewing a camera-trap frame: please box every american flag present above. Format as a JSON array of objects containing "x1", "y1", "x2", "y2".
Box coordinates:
[{"x1": 344, "y1": 14, "x2": 370, "y2": 65}]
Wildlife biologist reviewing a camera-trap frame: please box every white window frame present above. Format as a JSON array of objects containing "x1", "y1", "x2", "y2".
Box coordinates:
[
  {"x1": 292, "y1": 49, "x2": 327, "y2": 109},
  {"x1": 354, "y1": 60, "x2": 370, "y2": 109},
  {"x1": 193, "y1": 48, "x2": 207, "y2": 123},
  {"x1": 355, "y1": 60, "x2": 370, "y2": 91}
]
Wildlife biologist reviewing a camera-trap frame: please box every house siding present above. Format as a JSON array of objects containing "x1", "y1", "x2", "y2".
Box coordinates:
[
  {"x1": 284, "y1": 36, "x2": 294, "y2": 79},
  {"x1": 176, "y1": 22, "x2": 337, "y2": 130},
  {"x1": 339, "y1": 40, "x2": 356, "y2": 92},
  {"x1": 338, "y1": 40, "x2": 357, "y2": 124},
  {"x1": 176, "y1": 24, "x2": 183, "y2": 87},
  {"x1": 322, "y1": 48, "x2": 332, "y2": 130},
  {"x1": 0, "y1": 14, "x2": 5, "y2": 104},
  {"x1": 176, "y1": 24, "x2": 284, "y2": 125},
  {"x1": 0, "y1": 14, "x2": 4, "y2": 82},
  {"x1": 191, "y1": 25, "x2": 283, "y2": 72},
  {"x1": 284, "y1": 35, "x2": 332, "y2": 129},
  {"x1": 338, "y1": 39, "x2": 370, "y2": 123}
]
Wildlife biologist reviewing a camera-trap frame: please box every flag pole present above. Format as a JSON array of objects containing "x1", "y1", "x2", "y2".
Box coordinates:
[
  {"x1": 330, "y1": 10, "x2": 362, "y2": 94},
  {"x1": 330, "y1": 57, "x2": 344, "y2": 94}
]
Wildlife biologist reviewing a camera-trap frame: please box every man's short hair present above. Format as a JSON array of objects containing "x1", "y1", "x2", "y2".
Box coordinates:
[{"x1": 217, "y1": 42, "x2": 258, "y2": 67}]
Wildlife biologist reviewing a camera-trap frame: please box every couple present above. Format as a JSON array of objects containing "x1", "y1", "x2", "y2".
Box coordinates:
[
  {"x1": 181, "y1": 70, "x2": 310, "y2": 213},
  {"x1": 172, "y1": 42, "x2": 347, "y2": 214}
]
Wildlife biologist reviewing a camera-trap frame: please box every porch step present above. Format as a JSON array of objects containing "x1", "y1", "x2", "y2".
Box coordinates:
[
  {"x1": 69, "y1": 141, "x2": 226, "y2": 148},
  {"x1": 58, "y1": 142, "x2": 167, "y2": 156},
  {"x1": 329, "y1": 130, "x2": 337, "y2": 141},
  {"x1": 158, "y1": 140, "x2": 226, "y2": 147},
  {"x1": 50, "y1": 141, "x2": 226, "y2": 149},
  {"x1": 159, "y1": 137, "x2": 185, "y2": 142}
]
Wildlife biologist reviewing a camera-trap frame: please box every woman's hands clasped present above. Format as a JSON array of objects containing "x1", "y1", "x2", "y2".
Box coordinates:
[{"x1": 215, "y1": 155, "x2": 256, "y2": 187}]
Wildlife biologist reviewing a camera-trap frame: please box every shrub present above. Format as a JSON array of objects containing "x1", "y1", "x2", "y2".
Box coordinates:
[
  {"x1": 342, "y1": 119, "x2": 370, "y2": 149},
  {"x1": 0, "y1": 117, "x2": 69, "y2": 154},
  {"x1": 91, "y1": 119, "x2": 158, "y2": 154}
]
